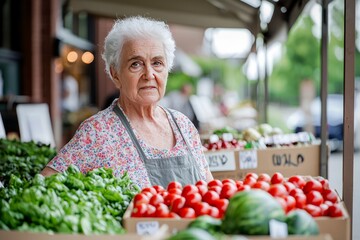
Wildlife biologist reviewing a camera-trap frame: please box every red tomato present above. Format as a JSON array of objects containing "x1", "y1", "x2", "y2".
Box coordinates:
[
  {"x1": 327, "y1": 204, "x2": 343, "y2": 217},
  {"x1": 257, "y1": 173, "x2": 271, "y2": 183},
  {"x1": 220, "y1": 182, "x2": 238, "y2": 199},
  {"x1": 303, "y1": 179, "x2": 323, "y2": 194},
  {"x1": 320, "y1": 203, "x2": 330, "y2": 216},
  {"x1": 142, "y1": 187, "x2": 157, "y2": 195},
  {"x1": 133, "y1": 193, "x2": 150, "y2": 206},
  {"x1": 159, "y1": 191, "x2": 169, "y2": 198},
  {"x1": 145, "y1": 204, "x2": 156, "y2": 217},
  {"x1": 181, "y1": 184, "x2": 199, "y2": 197},
  {"x1": 185, "y1": 192, "x2": 202, "y2": 207},
  {"x1": 167, "y1": 181, "x2": 182, "y2": 190},
  {"x1": 178, "y1": 207, "x2": 196, "y2": 218},
  {"x1": 141, "y1": 190, "x2": 154, "y2": 199},
  {"x1": 306, "y1": 190, "x2": 324, "y2": 206},
  {"x1": 170, "y1": 196, "x2": 186, "y2": 213},
  {"x1": 222, "y1": 178, "x2": 236, "y2": 185},
  {"x1": 164, "y1": 193, "x2": 181, "y2": 206},
  {"x1": 293, "y1": 192, "x2": 307, "y2": 209},
  {"x1": 235, "y1": 180, "x2": 244, "y2": 189},
  {"x1": 245, "y1": 172, "x2": 258, "y2": 180},
  {"x1": 322, "y1": 189, "x2": 338, "y2": 203},
  {"x1": 271, "y1": 172, "x2": 284, "y2": 184},
  {"x1": 283, "y1": 182, "x2": 296, "y2": 193},
  {"x1": 212, "y1": 198, "x2": 229, "y2": 214},
  {"x1": 289, "y1": 188, "x2": 304, "y2": 197},
  {"x1": 284, "y1": 195, "x2": 296, "y2": 213},
  {"x1": 208, "y1": 185, "x2": 222, "y2": 194},
  {"x1": 149, "y1": 193, "x2": 164, "y2": 206},
  {"x1": 243, "y1": 176, "x2": 257, "y2": 187},
  {"x1": 252, "y1": 181, "x2": 270, "y2": 191},
  {"x1": 304, "y1": 204, "x2": 322, "y2": 217},
  {"x1": 155, "y1": 203, "x2": 170, "y2": 217},
  {"x1": 202, "y1": 190, "x2": 220, "y2": 205},
  {"x1": 192, "y1": 201, "x2": 211, "y2": 216},
  {"x1": 207, "y1": 179, "x2": 223, "y2": 188},
  {"x1": 153, "y1": 185, "x2": 165, "y2": 193},
  {"x1": 288, "y1": 175, "x2": 306, "y2": 189},
  {"x1": 197, "y1": 185, "x2": 208, "y2": 197},
  {"x1": 208, "y1": 206, "x2": 220, "y2": 218},
  {"x1": 168, "y1": 187, "x2": 182, "y2": 195},
  {"x1": 195, "y1": 179, "x2": 207, "y2": 187},
  {"x1": 168, "y1": 212, "x2": 180, "y2": 218},
  {"x1": 131, "y1": 203, "x2": 148, "y2": 217},
  {"x1": 237, "y1": 184, "x2": 251, "y2": 192},
  {"x1": 268, "y1": 184, "x2": 287, "y2": 198},
  {"x1": 318, "y1": 177, "x2": 330, "y2": 190}
]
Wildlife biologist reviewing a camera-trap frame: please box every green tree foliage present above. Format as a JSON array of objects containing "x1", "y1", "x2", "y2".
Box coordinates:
[
  {"x1": 269, "y1": 1, "x2": 360, "y2": 105},
  {"x1": 269, "y1": 15, "x2": 320, "y2": 105}
]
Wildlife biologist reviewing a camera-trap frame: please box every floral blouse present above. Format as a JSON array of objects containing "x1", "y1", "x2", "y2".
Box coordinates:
[{"x1": 47, "y1": 100, "x2": 209, "y2": 189}]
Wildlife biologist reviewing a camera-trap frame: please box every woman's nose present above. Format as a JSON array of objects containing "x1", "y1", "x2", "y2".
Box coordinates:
[{"x1": 144, "y1": 65, "x2": 155, "y2": 80}]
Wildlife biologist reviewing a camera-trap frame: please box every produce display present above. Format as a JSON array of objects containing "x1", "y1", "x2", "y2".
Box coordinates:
[
  {"x1": 0, "y1": 165, "x2": 140, "y2": 234},
  {"x1": 128, "y1": 172, "x2": 344, "y2": 237},
  {"x1": 0, "y1": 139, "x2": 57, "y2": 186},
  {"x1": 202, "y1": 124, "x2": 315, "y2": 151}
]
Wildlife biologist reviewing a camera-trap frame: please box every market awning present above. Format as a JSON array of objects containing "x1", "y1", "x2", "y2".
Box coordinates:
[{"x1": 68, "y1": 0, "x2": 310, "y2": 43}]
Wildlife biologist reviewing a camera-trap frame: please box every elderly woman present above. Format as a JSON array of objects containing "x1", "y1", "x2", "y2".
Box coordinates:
[{"x1": 41, "y1": 16, "x2": 213, "y2": 188}]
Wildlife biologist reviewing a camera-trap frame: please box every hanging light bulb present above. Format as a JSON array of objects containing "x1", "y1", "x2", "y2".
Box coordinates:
[
  {"x1": 82, "y1": 51, "x2": 94, "y2": 64},
  {"x1": 67, "y1": 51, "x2": 78, "y2": 63}
]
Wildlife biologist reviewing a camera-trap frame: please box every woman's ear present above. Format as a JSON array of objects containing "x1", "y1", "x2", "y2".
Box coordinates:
[{"x1": 110, "y1": 67, "x2": 121, "y2": 88}]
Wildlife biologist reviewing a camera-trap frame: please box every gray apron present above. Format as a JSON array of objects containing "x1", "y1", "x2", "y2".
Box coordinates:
[{"x1": 113, "y1": 105, "x2": 203, "y2": 187}]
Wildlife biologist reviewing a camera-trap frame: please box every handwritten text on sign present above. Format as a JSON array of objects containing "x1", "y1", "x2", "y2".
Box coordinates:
[
  {"x1": 272, "y1": 153, "x2": 305, "y2": 167},
  {"x1": 239, "y1": 150, "x2": 257, "y2": 169},
  {"x1": 206, "y1": 151, "x2": 236, "y2": 172},
  {"x1": 136, "y1": 221, "x2": 160, "y2": 235}
]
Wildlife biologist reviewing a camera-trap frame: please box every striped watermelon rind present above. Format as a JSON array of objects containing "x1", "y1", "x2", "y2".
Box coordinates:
[{"x1": 221, "y1": 189, "x2": 286, "y2": 235}]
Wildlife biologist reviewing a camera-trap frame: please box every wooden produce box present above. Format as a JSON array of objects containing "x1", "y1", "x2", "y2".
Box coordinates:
[
  {"x1": 122, "y1": 201, "x2": 348, "y2": 240},
  {"x1": 205, "y1": 144, "x2": 323, "y2": 180}
]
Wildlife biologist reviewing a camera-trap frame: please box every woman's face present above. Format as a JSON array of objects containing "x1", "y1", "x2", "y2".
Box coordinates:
[{"x1": 114, "y1": 38, "x2": 168, "y2": 106}]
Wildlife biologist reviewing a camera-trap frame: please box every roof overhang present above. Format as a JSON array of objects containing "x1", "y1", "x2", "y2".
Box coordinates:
[{"x1": 68, "y1": 0, "x2": 310, "y2": 43}]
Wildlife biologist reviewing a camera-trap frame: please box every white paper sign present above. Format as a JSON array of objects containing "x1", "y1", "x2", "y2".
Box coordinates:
[
  {"x1": 16, "y1": 104, "x2": 55, "y2": 147},
  {"x1": 0, "y1": 113, "x2": 6, "y2": 139},
  {"x1": 239, "y1": 150, "x2": 257, "y2": 169},
  {"x1": 136, "y1": 221, "x2": 160, "y2": 235},
  {"x1": 206, "y1": 151, "x2": 236, "y2": 172},
  {"x1": 269, "y1": 219, "x2": 288, "y2": 238}
]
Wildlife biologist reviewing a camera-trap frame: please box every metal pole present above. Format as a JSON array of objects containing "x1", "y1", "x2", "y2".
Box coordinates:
[
  {"x1": 343, "y1": 0, "x2": 355, "y2": 236},
  {"x1": 320, "y1": 0, "x2": 329, "y2": 179}
]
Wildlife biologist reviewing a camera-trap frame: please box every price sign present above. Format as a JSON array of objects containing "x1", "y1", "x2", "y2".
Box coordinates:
[
  {"x1": 239, "y1": 150, "x2": 257, "y2": 169},
  {"x1": 269, "y1": 219, "x2": 288, "y2": 238},
  {"x1": 205, "y1": 151, "x2": 236, "y2": 172},
  {"x1": 136, "y1": 221, "x2": 160, "y2": 235}
]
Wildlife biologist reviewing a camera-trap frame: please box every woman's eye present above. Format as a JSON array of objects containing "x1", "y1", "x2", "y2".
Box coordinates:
[
  {"x1": 153, "y1": 61, "x2": 163, "y2": 67},
  {"x1": 131, "y1": 62, "x2": 141, "y2": 68}
]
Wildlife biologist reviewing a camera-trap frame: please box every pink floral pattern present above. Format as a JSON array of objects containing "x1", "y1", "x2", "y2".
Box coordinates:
[{"x1": 47, "y1": 100, "x2": 209, "y2": 189}]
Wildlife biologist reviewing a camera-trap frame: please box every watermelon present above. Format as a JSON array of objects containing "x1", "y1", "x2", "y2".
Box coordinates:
[
  {"x1": 221, "y1": 189, "x2": 286, "y2": 235},
  {"x1": 286, "y1": 209, "x2": 319, "y2": 235}
]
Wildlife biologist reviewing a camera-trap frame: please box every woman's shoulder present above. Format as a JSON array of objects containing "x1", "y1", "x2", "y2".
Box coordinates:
[
  {"x1": 77, "y1": 104, "x2": 119, "y2": 131},
  {"x1": 165, "y1": 108, "x2": 192, "y2": 123}
]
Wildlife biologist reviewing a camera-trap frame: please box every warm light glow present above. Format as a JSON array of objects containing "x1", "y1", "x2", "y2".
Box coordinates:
[
  {"x1": 67, "y1": 51, "x2": 78, "y2": 63},
  {"x1": 81, "y1": 51, "x2": 94, "y2": 64},
  {"x1": 54, "y1": 58, "x2": 64, "y2": 73}
]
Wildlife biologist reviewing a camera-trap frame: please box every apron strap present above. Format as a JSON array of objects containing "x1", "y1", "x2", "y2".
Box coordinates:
[
  {"x1": 166, "y1": 108, "x2": 196, "y2": 160},
  {"x1": 113, "y1": 104, "x2": 148, "y2": 161}
]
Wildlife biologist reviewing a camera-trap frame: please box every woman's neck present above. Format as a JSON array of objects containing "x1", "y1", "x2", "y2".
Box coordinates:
[{"x1": 117, "y1": 98, "x2": 159, "y2": 121}]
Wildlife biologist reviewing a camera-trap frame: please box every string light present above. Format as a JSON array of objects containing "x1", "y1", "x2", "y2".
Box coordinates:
[{"x1": 81, "y1": 51, "x2": 94, "y2": 64}]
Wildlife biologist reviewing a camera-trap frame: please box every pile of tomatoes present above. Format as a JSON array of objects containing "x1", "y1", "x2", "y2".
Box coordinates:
[
  {"x1": 130, "y1": 172, "x2": 344, "y2": 219},
  {"x1": 243, "y1": 172, "x2": 343, "y2": 218}
]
